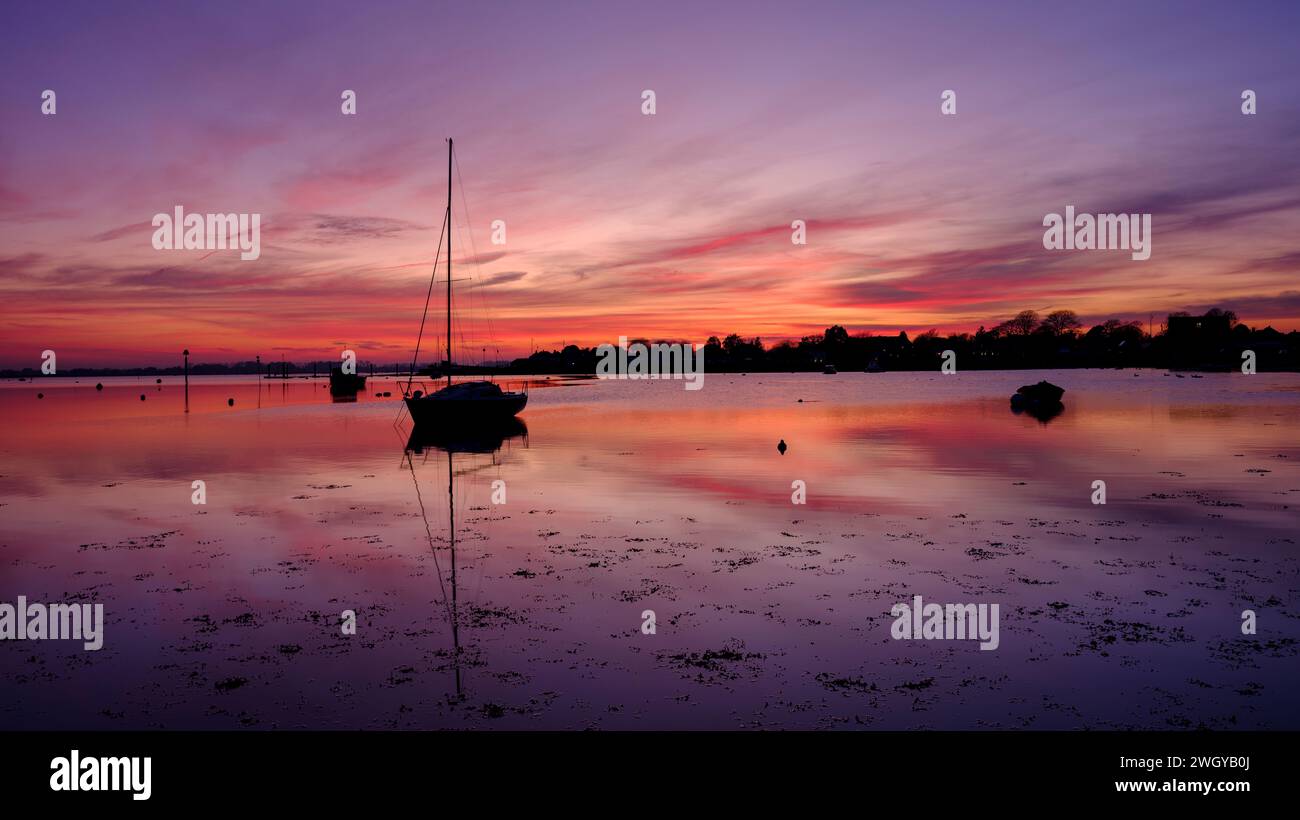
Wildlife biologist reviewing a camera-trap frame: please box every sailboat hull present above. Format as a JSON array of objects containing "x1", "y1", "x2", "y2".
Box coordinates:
[{"x1": 405, "y1": 390, "x2": 527, "y2": 425}]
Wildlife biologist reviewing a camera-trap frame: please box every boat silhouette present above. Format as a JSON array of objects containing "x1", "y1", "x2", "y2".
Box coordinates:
[
  {"x1": 404, "y1": 138, "x2": 527, "y2": 426},
  {"x1": 329, "y1": 367, "x2": 366, "y2": 396},
  {"x1": 1009, "y1": 380, "x2": 1065, "y2": 422}
]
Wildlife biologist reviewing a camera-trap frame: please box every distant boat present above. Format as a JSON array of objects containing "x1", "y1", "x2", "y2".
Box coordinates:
[
  {"x1": 1010, "y1": 380, "x2": 1065, "y2": 421},
  {"x1": 329, "y1": 368, "x2": 366, "y2": 395},
  {"x1": 865, "y1": 359, "x2": 884, "y2": 373},
  {"x1": 1012, "y1": 380, "x2": 1064, "y2": 405},
  {"x1": 404, "y1": 139, "x2": 527, "y2": 426},
  {"x1": 823, "y1": 364, "x2": 837, "y2": 374}
]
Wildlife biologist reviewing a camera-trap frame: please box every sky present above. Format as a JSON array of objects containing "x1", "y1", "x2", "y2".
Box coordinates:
[{"x1": 2, "y1": 0, "x2": 1299, "y2": 368}]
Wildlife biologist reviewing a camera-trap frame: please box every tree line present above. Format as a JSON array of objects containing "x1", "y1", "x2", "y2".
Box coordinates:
[{"x1": 508, "y1": 309, "x2": 1298, "y2": 373}]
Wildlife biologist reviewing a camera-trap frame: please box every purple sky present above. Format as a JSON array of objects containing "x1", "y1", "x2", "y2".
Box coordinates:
[{"x1": 2, "y1": 0, "x2": 1299, "y2": 366}]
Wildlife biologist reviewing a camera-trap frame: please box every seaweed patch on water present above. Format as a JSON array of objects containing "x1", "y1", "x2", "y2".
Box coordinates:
[
  {"x1": 1069, "y1": 617, "x2": 1193, "y2": 656},
  {"x1": 660, "y1": 639, "x2": 765, "y2": 683},
  {"x1": 1206, "y1": 637, "x2": 1298, "y2": 670},
  {"x1": 78, "y1": 530, "x2": 177, "y2": 552},
  {"x1": 815, "y1": 673, "x2": 879, "y2": 694}
]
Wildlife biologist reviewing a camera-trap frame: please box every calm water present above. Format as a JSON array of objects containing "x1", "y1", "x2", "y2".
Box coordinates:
[{"x1": 1, "y1": 370, "x2": 1297, "y2": 729}]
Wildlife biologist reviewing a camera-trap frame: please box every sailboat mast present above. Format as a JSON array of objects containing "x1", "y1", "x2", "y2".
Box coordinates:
[
  {"x1": 449, "y1": 447, "x2": 461, "y2": 694},
  {"x1": 446, "y1": 138, "x2": 453, "y2": 389}
]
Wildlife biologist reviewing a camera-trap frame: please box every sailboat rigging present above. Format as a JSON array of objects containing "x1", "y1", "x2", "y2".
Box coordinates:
[{"x1": 404, "y1": 139, "x2": 528, "y2": 424}]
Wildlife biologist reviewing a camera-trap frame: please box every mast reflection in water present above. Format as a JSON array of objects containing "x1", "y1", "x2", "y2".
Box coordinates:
[{"x1": 402, "y1": 419, "x2": 528, "y2": 699}]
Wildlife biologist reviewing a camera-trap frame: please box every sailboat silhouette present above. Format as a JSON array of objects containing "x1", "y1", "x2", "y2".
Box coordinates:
[{"x1": 404, "y1": 138, "x2": 528, "y2": 425}]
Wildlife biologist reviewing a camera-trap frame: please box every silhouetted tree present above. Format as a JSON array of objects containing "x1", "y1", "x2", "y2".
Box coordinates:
[
  {"x1": 1041, "y1": 310, "x2": 1082, "y2": 336},
  {"x1": 1205, "y1": 307, "x2": 1238, "y2": 327},
  {"x1": 1001, "y1": 310, "x2": 1040, "y2": 336}
]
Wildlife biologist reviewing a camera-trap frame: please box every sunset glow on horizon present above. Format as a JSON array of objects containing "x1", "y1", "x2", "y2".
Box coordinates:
[{"x1": 4, "y1": 0, "x2": 1300, "y2": 368}]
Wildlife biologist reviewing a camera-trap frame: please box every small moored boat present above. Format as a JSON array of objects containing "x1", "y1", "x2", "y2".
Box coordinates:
[
  {"x1": 1010, "y1": 380, "x2": 1065, "y2": 421},
  {"x1": 1010, "y1": 380, "x2": 1064, "y2": 407},
  {"x1": 329, "y1": 368, "x2": 366, "y2": 395}
]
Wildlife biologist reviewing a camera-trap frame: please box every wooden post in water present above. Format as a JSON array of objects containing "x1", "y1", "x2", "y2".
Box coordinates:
[{"x1": 183, "y1": 349, "x2": 189, "y2": 412}]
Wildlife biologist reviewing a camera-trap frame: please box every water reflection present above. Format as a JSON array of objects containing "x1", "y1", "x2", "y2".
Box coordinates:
[
  {"x1": 4, "y1": 372, "x2": 1298, "y2": 729},
  {"x1": 405, "y1": 417, "x2": 528, "y2": 454},
  {"x1": 1009, "y1": 401, "x2": 1064, "y2": 423},
  {"x1": 402, "y1": 418, "x2": 529, "y2": 700}
]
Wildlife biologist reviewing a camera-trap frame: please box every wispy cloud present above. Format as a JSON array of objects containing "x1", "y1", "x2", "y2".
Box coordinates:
[{"x1": 2, "y1": 0, "x2": 1299, "y2": 366}]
